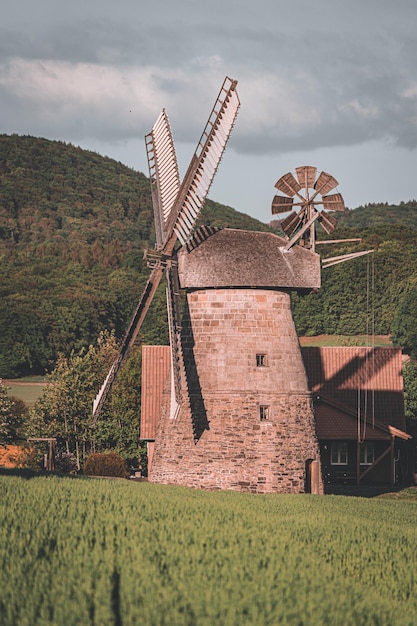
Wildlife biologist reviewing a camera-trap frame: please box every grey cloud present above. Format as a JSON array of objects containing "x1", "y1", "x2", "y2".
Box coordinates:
[
  {"x1": 2, "y1": 0, "x2": 417, "y2": 157},
  {"x1": 0, "y1": 20, "x2": 182, "y2": 66}
]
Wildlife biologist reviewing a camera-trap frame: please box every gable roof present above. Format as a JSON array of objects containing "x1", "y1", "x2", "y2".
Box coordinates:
[
  {"x1": 301, "y1": 346, "x2": 406, "y2": 432},
  {"x1": 140, "y1": 346, "x2": 171, "y2": 441},
  {"x1": 313, "y1": 393, "x2": 410, "y2": 441}
]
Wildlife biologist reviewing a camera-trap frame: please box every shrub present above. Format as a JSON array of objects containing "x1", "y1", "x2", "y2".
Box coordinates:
[
  {"x1": 19, "y1": 446, "x2": 44, "y2": 471},
  {"x1": 54, "y1": 451, "x2": 78, "y2": 474},
  {"x1": 83, "y1": 452, "x2": 128, "y2": 478}
]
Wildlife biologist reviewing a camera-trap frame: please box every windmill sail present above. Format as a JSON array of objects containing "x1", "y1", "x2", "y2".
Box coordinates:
[
  {"x1": 166, "y1": 76, "x2": 240, "y2": 246},
  {"x1": 92, "y1": 76, "x2": 240, "y2": 422},
  {"x1": 295, "y1": 166, "x2": 317, "y2": 190},
  {"x1": 92, "y1": 264, "x2": 165, "y2": 423},
  {"x1": 145, "y1": 110, "x2": 180, "y2": 247},
  {"x1": 166, "y1": 262, "x2": 182, "y2": 408}
]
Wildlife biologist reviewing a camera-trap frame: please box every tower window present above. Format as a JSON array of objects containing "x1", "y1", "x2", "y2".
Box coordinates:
[
  {"x1": 259, "y1": 405, "x2": 270, "y2": 421},
  {"x1": 256, "y1": 354, "x2": 267, "y2": 367}
]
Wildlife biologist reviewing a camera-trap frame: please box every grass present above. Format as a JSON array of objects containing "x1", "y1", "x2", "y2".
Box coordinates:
[
  {"x1": 2, "y1": 377, "x2": 48, "y2": 406},
  {"x1": 299, "y1": 334, "x2": 393, "y2": 347},
  {"x1": 0, "y1": 473, "x2": 416, "y2": 626},
  {"x1": 4, "y1": 382, "x2": 47, "y2": 406},
  {"x1": 376, "y1": 486, "x2": 417, "y2": 501}
]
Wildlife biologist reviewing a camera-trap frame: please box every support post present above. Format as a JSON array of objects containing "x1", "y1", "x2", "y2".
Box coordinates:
[
  {"x1": 390, "y1": 437, "x2": 395, "y2": 487},
  {"x1": 356, "y1": 440, "x2": 361, "y2": 485},
  {"x1": 310, "y1": 460, "x2": 321, "y2": 494}
]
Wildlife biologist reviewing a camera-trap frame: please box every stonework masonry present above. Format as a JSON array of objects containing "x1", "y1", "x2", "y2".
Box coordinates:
[{"x1": 150, "y1": 287, "x2": 324, "y2": 494}]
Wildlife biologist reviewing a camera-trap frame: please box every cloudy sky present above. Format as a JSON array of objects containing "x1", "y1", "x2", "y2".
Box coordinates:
[{"x1": 2, "y1": 0, "x2": 417, "y2": 223}]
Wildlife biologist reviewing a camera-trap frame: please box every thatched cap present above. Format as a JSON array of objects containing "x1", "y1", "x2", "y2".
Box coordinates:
[{"x1": 177, "y1": 228, "x2": 320, "y2": 290}]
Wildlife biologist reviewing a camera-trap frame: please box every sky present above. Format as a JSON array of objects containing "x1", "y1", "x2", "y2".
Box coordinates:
[{"x1": 2, "y1": 0, "x2": 417, "y2": 224}]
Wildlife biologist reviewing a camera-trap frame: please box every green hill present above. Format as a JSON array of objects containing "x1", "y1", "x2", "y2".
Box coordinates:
[
  {"x1": 2, "y1": 134, "x2": 417, "y2": 377},
  {"x1": 290, "y1": 203, "x2": 417, "y2": 344},
  {"x1": 335, "y1": 201, "x2": 417, "y2": 230},
  {"x1": 0, "y1": 135, "x2": 269, "y2": 377}
]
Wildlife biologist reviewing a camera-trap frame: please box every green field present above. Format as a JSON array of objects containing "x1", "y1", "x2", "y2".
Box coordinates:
[
  {"x1": 299, "y1": 334, "x2": 392, "y2": 347},
  {"x1": 0, "y1": 474, "x2": 416, "y2": 625},
  {"x1": 3, "y1": 378, "x2": 47, "y2": 406}
]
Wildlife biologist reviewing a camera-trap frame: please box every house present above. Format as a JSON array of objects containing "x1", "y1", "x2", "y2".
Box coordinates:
[
  {"x1": 140, "y1": 345, "x2": 411, "y2": 489},
  {"x1": 301, "y1": 346, "x2": 411, "y2": 487}
]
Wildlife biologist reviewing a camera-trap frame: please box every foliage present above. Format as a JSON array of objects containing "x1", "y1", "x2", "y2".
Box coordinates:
[
  {"x1": 391, "y1": 285, "x2": 417, "y2": 357},
  {"x1": 402, "y1": 360, "x2": 417, "y2": 420},
  {"x1": 54, "y1": 451, "x2": 78, "y2": 474},
  {"x1": 104, "y1": 346, "x2": 146, "y2": 467},
  {"x1": 0, "y1": 476, "x2": 416, "y2": 625},
  {"x1": 0, "y1": 380, "x2": 27, "y2": 444},
  {"x1": 84, "y1": 452, "x2": 129, "y2": 478},
  {"x1": 290, "y1": 222, "x2": 417, "y2": 342},
  {"x1": 27, "y1": 331, "x2": 142, "y2": 469},
  {"x1": 335, "y1": 201, "x2": 417, "y2": 230},
  {"x1": 17, "y1": 446, "x2": 45, "y2": 471}
]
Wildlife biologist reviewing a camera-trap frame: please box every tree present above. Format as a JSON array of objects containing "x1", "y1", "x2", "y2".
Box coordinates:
[
  {"x1": 391, "y1": 285, "x2": 417, "y2": 358},
  {"x1": 28, "y1": 331, "x2": 144, "y2": 470},
  {"x1": 105, "y1": 346, "x2": 146, "y2": 467},
  {"x1": 28, "y1": 331, "x2": 118, "y2": 469},
  {"x1": 0, "y1": 380, "x2": 27, "y2": 444},
  {"x1": 403, "y1": 360, "x2": 417, "y2": 420}
]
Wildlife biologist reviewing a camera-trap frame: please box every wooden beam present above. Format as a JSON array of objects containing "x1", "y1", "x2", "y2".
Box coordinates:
[
  {"x1": 359, "y1": 445, "x2": 391, "y2": 482},
  {"x1": 356, "y1": 440, "x2": 360, "y2": 485},
  {"x1": 390, "y1": 437, "x2": 395, "y2": 487}
]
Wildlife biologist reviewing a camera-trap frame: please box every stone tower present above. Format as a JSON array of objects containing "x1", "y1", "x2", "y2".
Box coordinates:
[{"x1": 150, "y1": 228, "x2": 323, "y2": 494}]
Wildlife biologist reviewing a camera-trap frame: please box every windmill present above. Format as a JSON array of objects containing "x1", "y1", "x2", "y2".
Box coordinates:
[
  {"x1": 272, "y1": 165, "x2": 372, "y2": 267},
  {"x1": 92, "y1": 77, "x2": 240, "y2": 424},
  {"x1": 272, "y1": 165, "x2": 345, "y2": 250},
  {"x1": 93, "y1": 80, "x2": 368, "y2": 494},
  {"x1": 144, "y1": 163, "x2": 369, "y2": 494}
]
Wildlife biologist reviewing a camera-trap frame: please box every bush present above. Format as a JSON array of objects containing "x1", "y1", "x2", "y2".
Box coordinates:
[
  {"x1": 54, "y1": 451, "x2": 78, "y2": 474},
  {"x1": 19, "y1": 446, "x2": 44, "y2": 471},
  {"x1": 83, "y1": 452, "x2": 129, "y2": 478}
]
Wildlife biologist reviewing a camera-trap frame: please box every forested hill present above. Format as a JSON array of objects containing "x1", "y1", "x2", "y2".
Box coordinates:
[
  {"x1": 0, "y1": 134, "x2": 269, "y2": 377},
  {"x1": 335, "y1": 200, "x2": 417, "y2": 230},
  {"x1": 2, "y1": 134, "x2": 417, "y2": 377},
  {"x1": 291, "y1": 199, "x2": 417, "y2": 353}
]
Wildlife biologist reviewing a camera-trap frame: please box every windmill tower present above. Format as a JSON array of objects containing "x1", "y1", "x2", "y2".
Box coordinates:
[
  {"x1": 150, "y1": 226, "x2": 323, "y2": 493},
  {"x1": 93, "y1": 79, "x2": 366, "y2": 494}
]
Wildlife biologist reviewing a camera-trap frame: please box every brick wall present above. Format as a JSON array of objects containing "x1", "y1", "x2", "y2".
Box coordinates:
[{"x1": 150, "y1": 288, "x2": 323, "y2": 494}]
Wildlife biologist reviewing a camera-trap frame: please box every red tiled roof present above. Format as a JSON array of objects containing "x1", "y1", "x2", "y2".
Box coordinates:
[
  {"x1": 140, "y1": 346, "x2": 171, "y2": 440},
  {"x1": 302, "y1": 347, "x2": 406, "y2": 431}
]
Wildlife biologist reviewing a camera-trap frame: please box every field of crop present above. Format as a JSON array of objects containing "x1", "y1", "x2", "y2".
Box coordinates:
[{"x1": 0, "y1": 474, "x2": 416, "y2": 626}]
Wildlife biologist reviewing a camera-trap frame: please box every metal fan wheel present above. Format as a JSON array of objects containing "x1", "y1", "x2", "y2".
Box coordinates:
[{"x1": 271, "y1": 166, "x2": 346, "y2": 240}]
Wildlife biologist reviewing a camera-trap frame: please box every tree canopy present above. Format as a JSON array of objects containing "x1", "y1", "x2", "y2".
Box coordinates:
[{"x1": 27, "y1": 331, "x2": 143, "y2": 468}]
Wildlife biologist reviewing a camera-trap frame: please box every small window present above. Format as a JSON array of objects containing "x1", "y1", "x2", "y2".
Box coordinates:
[
  {"x1": 256, "y1": 354, "x2": 267, "y2": 367},
  {"x1": 360, "y1": 443, "x2": 374, "y2": 465},
  {"x1": 331, "y1": 442, "x2": 348, "y2": 465},
  {"x1": 259, "y1": 405, "x2": 270, "y2": 421}
]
